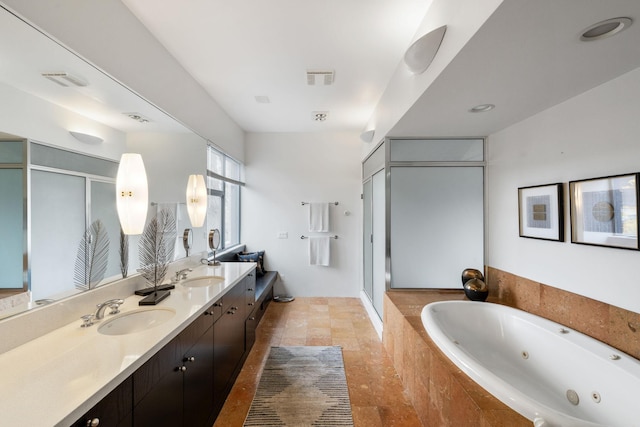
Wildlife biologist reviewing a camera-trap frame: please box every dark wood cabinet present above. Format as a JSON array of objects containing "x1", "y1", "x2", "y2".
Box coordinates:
[
  {"x1": 72, "y1": 271, "x2": 260, "y2": 427},
  {"x1": 212, "y1": 286, "x2": 246, "y2": 417},
  {"x1": 132, "y1": 329, "x2": 184, "y2": 427},
  {"x1": 132, "y1": 304, "x2": 215, "y2": 427},
  {"x1": 71, "y1": 377, "x2": 133, "y2": 427},
  {"x1": 184, "y1": 325, "x2": 215, "y2": 427}
]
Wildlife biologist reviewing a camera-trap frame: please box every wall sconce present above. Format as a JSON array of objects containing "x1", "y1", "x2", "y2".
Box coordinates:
[
  {"x1": 116, "y1": 153, "x2": 148, "y2": 235},
  {"x1": 404, "y1": 25, "x2": 447, "y2": 74},
  {"x1": 360, "y1": 129, "x2": 375, "y2": 143},
  {"x1": 186, "y1": 174, "x2": 207, "y2": 227},
  {"x1": 69, "y1": 131, "x2": 103, "y2": 144}
]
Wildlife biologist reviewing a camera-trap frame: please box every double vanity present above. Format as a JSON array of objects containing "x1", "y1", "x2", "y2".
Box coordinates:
[{"x1": 0, "y1": 261, "x2": 259, "y2": 427}]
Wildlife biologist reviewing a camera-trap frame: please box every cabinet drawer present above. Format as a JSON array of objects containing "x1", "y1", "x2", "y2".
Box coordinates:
[
  {"x1": 179, "y1": 303, "x2": 215, "y2": 345},
  {"x1": 245, "y1": 273, "x2": 256, "y2": 309}
]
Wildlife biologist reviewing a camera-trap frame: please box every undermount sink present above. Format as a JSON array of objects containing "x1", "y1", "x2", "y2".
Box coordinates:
[
  {"x1": 181, "y1": 276, "x2": 225, "y2": 288},
  {"x1": 98, "y1": 307, "x2": 176, "y2": 336}
]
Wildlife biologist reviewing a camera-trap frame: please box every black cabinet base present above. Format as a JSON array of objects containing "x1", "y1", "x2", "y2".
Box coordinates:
[
  {"x1": 138, "y1": 290, "x2": 171, "y2": 305},
  {"x1": 134, "y1": 284, "x2": 175, "y2": 296}
]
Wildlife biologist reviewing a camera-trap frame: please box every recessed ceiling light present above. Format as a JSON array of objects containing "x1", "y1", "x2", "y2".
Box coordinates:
[
  {"x1": 469, "y1": 104, "x2": 495, "y2": 113},
  {"x1": 580, "y1": 17, "x2": 632, "y2": 41},
  {"x1": 124, "y1": 112, "x2": 151, "y2": 123},
  {"x1": 312, "y1": 111, "x2": 329, "y2": 121}
]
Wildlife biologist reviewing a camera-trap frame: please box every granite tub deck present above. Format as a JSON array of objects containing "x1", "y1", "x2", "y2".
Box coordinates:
[{"x1": 383, "y1": 290, "x2": 530, "y2": 427}]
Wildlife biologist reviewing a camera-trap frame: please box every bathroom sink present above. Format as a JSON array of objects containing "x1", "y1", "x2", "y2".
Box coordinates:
[
  {"x1": 181, "y1": 276, "x2": 225, "y2": 288},
  {"x1": 98, "y1": 307, "x2": 176, "y2": 336}
]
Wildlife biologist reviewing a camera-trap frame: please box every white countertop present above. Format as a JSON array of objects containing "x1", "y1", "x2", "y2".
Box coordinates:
[{"x1": 0, "y1": 262, "x2": 254, "y2": 427}]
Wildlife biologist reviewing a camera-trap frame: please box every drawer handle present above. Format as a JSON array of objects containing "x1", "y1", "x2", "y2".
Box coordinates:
[
  {"x1": 178, "y1": 366, "x2": 187, "y2": 372},
  {"x1": 231, "y1": 306, "x2": 239, "y2": 310},
  {"x1": 86, "y1": 418, "x2": 100, "y2": 427},
  {"x1": 227, "y1": 310, "x2": 235, "y2": 315},
  {"x1": 248, "y1": 302, "x2": 254, "y2": 306},
  {"x1": 249, "y1": 317, "x2": 256, "y2": 321},
  {"x1": 186, "y1": 356, "x2": 195, "y2": 362},
  {"x1": 247, "y1": 288, "x2": 254, "y2": 291}
]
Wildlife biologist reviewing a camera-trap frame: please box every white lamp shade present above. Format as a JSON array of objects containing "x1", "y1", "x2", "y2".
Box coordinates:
[
  {"x1": 186, "y1": 174, "x2": 207, "y2": 227},
  {"x1": 116, "y1": 153, "x2": 148, "y2": 235}
]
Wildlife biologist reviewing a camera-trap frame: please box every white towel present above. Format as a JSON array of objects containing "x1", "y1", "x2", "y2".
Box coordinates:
[
  {"x1": 309, "y1": 202, "x2": 329, "y2": 232},
  {"x1": 309, "y1": 236, "x2": 330, "y2": 266}
]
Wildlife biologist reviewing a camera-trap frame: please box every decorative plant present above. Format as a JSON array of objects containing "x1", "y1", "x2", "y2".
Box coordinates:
[
  {"x1": 138, "y1": 208, "x2": 177, "y2": 290},
  {"x1": 119, "y1": 227, "x2": 129, "y2": 278},
  {"x1": 74, "y1": 219, "x2": 110, "y2": 291}
]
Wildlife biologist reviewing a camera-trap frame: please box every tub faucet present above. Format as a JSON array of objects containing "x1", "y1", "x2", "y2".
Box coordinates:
[{"x1": 94, "y1": 298, "x2": 125, "y2": 320}]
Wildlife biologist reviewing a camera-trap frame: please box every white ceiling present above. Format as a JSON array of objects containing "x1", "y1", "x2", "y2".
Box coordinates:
[
  {"x1": 390, "y1": 0, "x2": 640, "y2": 138},
  {"x1": 2, "y1": 0, "x2": 640, "y2": 143},
  {"x1": 120, "y1": 0, "x2": 433, "y2": 133},
  {"x1": 119, "y1": 0, "x2": 640, "y2": 139}
]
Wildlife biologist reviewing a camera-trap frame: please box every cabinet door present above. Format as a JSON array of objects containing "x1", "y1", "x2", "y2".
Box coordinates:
[
  {"x1": 213, "y1": 307, "x2": 245, "y2": 415},
  {"x1": 133, "y1": 337, "x2": 183, "y2": 427},
  {"x1": 245, "y1": 308, "x2": 258, "y2": 352},
  {"x1": 245, "y1": 273, "x2": 256, "y2": 314},
  {"x1": 183, "y1": 326, "x2": 214, "y2": 427},
  {"x1": 71, "y1": 377, "x2": 132, "y2": 427}
]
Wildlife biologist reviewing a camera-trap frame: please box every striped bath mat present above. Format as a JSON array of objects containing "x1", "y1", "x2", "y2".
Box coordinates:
[{"x1": 244, "y1": 346, "x2": 354, "y2": 426}]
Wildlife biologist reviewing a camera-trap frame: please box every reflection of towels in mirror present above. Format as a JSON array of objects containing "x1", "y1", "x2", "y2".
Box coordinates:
[
  {"x1": 309, "y1": 202, "x2": 329, "y2": 232},
  {"x1": 309, "y1": 236, "x2": 330, "y2": 266}
]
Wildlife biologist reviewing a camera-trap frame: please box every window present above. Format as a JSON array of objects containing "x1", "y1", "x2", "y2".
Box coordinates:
[{"x1": 206, "y1": 145, "x2": 244, "y2": 249}]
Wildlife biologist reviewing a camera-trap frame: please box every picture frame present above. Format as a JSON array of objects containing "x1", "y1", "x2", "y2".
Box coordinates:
[
  {"x1": 518, "y1": 183, "x2": 564, "y2": 241},
  {"x1": 569, "y1": 173, "x2": 639, "y2": 250}
]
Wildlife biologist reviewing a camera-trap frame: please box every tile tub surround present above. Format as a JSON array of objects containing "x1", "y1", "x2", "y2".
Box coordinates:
[
  {"x1": 384, "y1": 291, "x2": 530, "y2": 427},
  {"x1": 385, "y1": 268, "x2": 640, "y2": 426},
  {"x1": 0, "y1": 261, "x2": 254, "y2": 427},
  {"x1": 486, "y1": 267, "x2": 640, "y2": 359}
]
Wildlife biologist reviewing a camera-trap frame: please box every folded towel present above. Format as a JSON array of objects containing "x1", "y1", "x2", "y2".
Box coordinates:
[
  {"x1": 309, "y1": 202, "x2": 329, "y2": 232},
  {"x1": 309, "y1": 236, "x2": 330, "y2": 266}
]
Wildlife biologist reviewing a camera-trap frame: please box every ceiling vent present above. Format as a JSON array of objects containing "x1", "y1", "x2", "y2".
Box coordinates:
[
  {"x1": 307, "y1": 70, "x2": 334, "y2": 85},
  {"x1": 41, "y1": 72, "x2": 88, "y2": 87}
]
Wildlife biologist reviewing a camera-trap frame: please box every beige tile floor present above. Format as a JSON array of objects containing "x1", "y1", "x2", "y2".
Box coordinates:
[{"x1": 213, "y1": 297, "x2": 422, "y2": 427}]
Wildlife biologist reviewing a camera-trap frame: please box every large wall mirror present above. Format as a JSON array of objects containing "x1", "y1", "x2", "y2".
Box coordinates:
[{"x1": 0, "y1": 6, "x2": 207, "y2": 319}]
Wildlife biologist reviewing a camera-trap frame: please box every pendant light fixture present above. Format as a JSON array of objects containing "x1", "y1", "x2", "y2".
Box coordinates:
[
  {"x1": 186, "y1": 174, "x2": 207, "y2": 227},
  {"x1": 116, "y1": 153, "x2": 148, "y2": 235}
]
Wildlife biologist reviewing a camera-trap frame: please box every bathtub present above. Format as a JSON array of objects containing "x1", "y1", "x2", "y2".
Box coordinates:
[{"x1": 421, "y1": 301, "x2": 640, "y2": 427}]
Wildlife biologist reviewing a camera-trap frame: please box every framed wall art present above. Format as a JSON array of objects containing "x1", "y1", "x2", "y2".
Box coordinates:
[
  {"x1": 518, "y1": 183, "x2": 564, "y2": 241},
  {"x1": 569, "y1": 173, "x2": 639, "y2": 250}
]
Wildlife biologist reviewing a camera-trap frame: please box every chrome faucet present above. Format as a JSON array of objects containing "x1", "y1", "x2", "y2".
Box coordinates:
[
  {"x1": 94, "y1": 298, "x2": 125, "y2": 320},
  {"x1": 173, "y1": 268, "x2": 192, "y2": 283}
]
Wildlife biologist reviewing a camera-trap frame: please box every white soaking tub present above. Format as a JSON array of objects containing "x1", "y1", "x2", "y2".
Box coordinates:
[{"x1": 421, "y1": 301, "x2": 640, "y2": 427}]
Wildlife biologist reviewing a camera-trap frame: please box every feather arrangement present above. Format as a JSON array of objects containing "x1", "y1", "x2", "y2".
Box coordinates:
[
  {"x1": 138, "y1": 209, "x2": 177, "y2": 289},
  {"x1": 119, "y1": 227, "x2": 129, "y2": 278},
  {"x1": 74, "y1": 219, "x2": 110, "y2": 291}
]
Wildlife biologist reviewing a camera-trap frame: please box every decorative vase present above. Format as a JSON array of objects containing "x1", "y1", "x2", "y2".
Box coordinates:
[
  {"x1": 463, "y1": 278, "x2": 489, "y2": 302},
  {"x1": 461, "y1": 268, "x2": 484, "y2": 285}
]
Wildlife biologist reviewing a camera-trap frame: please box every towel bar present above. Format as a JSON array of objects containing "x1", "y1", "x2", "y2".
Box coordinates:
[
  {"x1": 301, "y1": 235, "x2": 338, "y2": 239},
  {"x1": 301, "y1": 201, "x2": 339, "y2": 206}
]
